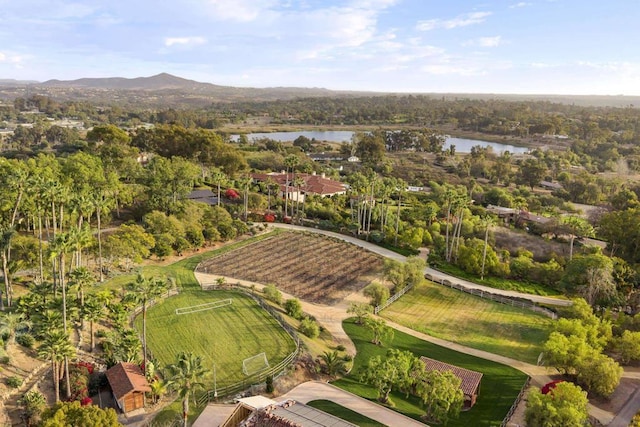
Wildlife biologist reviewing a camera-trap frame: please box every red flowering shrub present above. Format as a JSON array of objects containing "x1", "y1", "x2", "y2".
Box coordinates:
[
  {"x1": 224, "y1": 189, "x2": 240, "y2": 199},
  {"x1": 264, "y1": 213, "x2": 276, "y2": 222},
  {"x1": 81, "y1": 397, "x2": 93, "y2": 406}
]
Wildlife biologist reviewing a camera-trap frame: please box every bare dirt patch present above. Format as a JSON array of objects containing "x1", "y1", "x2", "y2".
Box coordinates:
[{"x1": 196, "y1": 232, "x2": 383, "y2": 304}]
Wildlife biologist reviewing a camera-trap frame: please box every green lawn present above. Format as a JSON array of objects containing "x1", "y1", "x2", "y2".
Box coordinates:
[
  {"x1": 137, "y1": 290, "x2": 296, "y2": 388},
  {"x1": 381, "y1": 281, "x2": 552, "y2": 364},
  {"x1": 333, "y1": 319, "x2": 528, "y2": 427},
  {"x1": 307, "y1": 400, "x2": 386, "y2": 427}
]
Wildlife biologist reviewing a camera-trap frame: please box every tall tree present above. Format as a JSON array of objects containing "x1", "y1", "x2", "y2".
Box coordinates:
[
  {"x1": 126, "y1": 273, "x2": 169, "y2": 374},
  {"x1": 37, "y1": 329, "x2": 75, "y2": 403},
  {"x1": 166, "y1": 352, "x2": 211, "y2": 427}
]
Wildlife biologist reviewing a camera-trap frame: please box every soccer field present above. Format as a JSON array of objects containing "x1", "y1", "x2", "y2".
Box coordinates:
[{"x1": 138, "y1": 290, "x2": 297, "y2": 388}]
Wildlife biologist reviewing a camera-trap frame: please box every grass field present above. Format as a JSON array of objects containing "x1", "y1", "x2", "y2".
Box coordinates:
[
  {"x1": 333, "y1": 319, "x2": 528, "y2": 427},
  {"x1": 137, "y1": 290, "x2": 296, "y2": 387},
  {"x1": 307, "y1": 400, "x2": 386, "y2": 427},
  {"x1": 381, "y1": 281, "x2": 552, "y2": 364}
]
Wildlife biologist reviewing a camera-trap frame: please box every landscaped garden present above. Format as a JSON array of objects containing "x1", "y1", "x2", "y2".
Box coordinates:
[
  {"x1": 381, "y1": 281, "x2": 553, "y2": 364},
  {"x1": 333, "y1": 319, "x2": 528, "y2": 427},
  {"x1": 138, "y1": 290, "x2": 296, "y2": 388},
  {"x1": 196, "y1": 231, "x2": 383, "y2": 303}
]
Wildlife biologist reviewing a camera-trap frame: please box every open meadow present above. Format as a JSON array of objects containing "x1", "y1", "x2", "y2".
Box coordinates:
[
  {"x1": 381, "y1": 281, "x2": 552, "y2": 364},
  {"x1": 138, "y1": 290, "x2": 296, "y2": 388},
  {"x1": 334, "y1": 320, "x2": 528, "y2": 427}
]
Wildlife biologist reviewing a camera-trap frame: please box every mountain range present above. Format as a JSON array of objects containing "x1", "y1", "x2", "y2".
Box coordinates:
[{"x1": 1, "y1": 73, "x2": 638, "y2": 108}]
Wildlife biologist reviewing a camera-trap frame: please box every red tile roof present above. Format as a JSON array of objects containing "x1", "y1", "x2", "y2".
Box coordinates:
[
  {"x1": 420, "y1": 357, "x2": 483, "y2": 397},
  {"x1": 251, "y1": 173, "x2": 346, "y2": 196},
  {"x1": 106, "y1": 362, "x2": 151, "y2": 400}
]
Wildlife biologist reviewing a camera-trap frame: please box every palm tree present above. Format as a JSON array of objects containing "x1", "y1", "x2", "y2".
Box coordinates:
[
  {"x1": 0, "y1": 312, "x2": 30, "y2": 347},
  {"x1": 209, "y1": 167, "x2": 227, "y2": 207},
  {"x1": 283, "y1": 155, "x2": 300, "y2": 218},
  {"x1": 480, "y1": 215, "x2": 497, "y2": 280},
  {"x1": 68, "y1": 266, "x2": 94, "y2": 311},
  {"x1": 48, "y1": 231, "x2": 75, "y2": 399},
  {"x1": 126, "y1": 273, "x2": 168, "y2": 374},
  {"x1": 37, "y1": 329, "x2": 75, "y2": 403},
  {"x1": 0, "y1": 226, "x2": 16, "y2": 309},
  {"x1": 165, "y1": 352, "x2": 211, "y2": 427},
  {"x1": 149, "y1": 378, "x2": 168, "y2": 404},
  {"x1": 319, "y1": 350, "x2": 346, "y2": 377},
  {"x1": 91, "y1": 189, "x2": 113, "y2": 282},
  {"x1": 83, "y1": 295, "x2": 104, "y2": 352}
]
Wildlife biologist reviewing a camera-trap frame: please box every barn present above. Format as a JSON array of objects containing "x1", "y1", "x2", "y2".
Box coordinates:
[
  {"x1": 105, "y1": 362, "x2": 151, "y2": 413},
  {"x1": 420, "y1": 356, "x2": 483, "y2": 409}
]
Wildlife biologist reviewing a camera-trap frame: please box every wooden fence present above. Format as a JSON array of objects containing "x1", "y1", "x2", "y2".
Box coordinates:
[
  {"x1": 425, "y1": 273, "x2": 557, "y2": 319},
  {"x1": 500, "y1": 377, "x2": 531, "y2": 427},
  {"x1": 374, "y1": 282, "x2": 416, "y2": 314}
]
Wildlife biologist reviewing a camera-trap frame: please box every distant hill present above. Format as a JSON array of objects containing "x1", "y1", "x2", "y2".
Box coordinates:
[
  {"x1": 1, "y1": 73, "x2": 639, "y2": 108},
  {"x1": 42, "y1": 72, "x2": 222, "y2": 91}
]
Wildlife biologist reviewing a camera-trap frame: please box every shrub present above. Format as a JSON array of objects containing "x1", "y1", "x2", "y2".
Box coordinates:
[
  {"x1": 299, "y1": 317, "x2": 320, "y2": 338},
  {"x1": 284, "y1": 298, "x2": 303, "y2": 320},
  {"x1": 0, "y1": 355, "x2": 10, "y2": 365},
  {"x1": 335, "y1": 344, "x2": 346, "y2": 352},
  {"x1": 265, "y1": 375, "x2": 274, "y2": 393},
  {"x1": 16, "y1": 334, "x2": 35, "y2": 349},
  {"x1": 6, "y1": 376, "x2": 22, "y2": 388},
  {"x1": 263, "y1": 284, "x2": 282, "y2": 305}
]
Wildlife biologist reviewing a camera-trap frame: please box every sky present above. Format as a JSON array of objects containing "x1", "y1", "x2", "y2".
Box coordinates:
[{"x1": 1, "y1": 0, "x2": 639, "y2": 95}]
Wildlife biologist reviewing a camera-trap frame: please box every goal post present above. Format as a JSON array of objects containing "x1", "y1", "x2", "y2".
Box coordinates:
[
  {"x1": 242, "y1": 352, "x2": 270, "y2": 376},
  {"x1": 175, "y1": 298, "x2": 232, "y2": 315}
]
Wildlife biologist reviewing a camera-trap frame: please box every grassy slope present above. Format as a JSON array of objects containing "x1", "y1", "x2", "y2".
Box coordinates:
[
  {"x1": 333, "y1": 320, "x2": 528, "y2": 427},
  {"x1": 381, "y1": 282, "x2": 552, "y2": 364},
  {"x1": 307, "y1": 400, "x2": 386, "y2": 427},
  {"x1": 138, "y1": 290, "x2": 296, "y2": 387}
]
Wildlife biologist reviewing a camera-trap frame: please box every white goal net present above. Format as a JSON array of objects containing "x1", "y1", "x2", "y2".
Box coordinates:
[
  {"x1": 242, "y1": 352, "x2": 270, "y2": 376},
  {"x1": 175, "y1": 298, "x2": 232, "y2": 315}
]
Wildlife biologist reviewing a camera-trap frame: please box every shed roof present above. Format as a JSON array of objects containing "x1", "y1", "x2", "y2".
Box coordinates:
[
  {"x1": 106, "y1": 362, "x2": 151, "y2": 400},
  {"x1": 420, "y1": 357, "x2": 483, "y2": 397}
]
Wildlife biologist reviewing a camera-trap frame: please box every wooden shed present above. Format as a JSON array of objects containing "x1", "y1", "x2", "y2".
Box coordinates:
[
  {"x1": 420, "y1": 356, "x2": 483, "y2": 409},
  {"x1": 106, "y1": 362, "x2": 151, "y2": 413}
]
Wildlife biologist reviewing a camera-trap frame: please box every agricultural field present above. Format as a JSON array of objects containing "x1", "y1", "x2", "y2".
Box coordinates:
[
  {"x1": 196, "y1": 231, "x2": 383, "y2": 304},
  {"x1": 334, "y1": 320, "x2": 528, "y2": 427},
  {"x1": 138, "y1": 290, "x2": 296, "y2": 388},
  {"x1": 381, "y1": 281, "x2": 552, "y2": 364}
]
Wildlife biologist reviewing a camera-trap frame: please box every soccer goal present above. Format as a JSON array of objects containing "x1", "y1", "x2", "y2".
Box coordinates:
[
  {"x1": 242, "y1": 352, "x2": 270, "y2": 376},
  {"x1": 175, "y1": 298, "x2": 232, "y2": 315}
]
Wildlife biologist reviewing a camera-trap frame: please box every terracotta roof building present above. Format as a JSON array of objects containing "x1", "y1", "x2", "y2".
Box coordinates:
[
  {"x1": 420, "y1": 357, "x2": 483, "y2": 409},
  {"x1": 105, "y1": 362, "x2": 151, "y2": 413},
  {"x1": 251, "y1": 172, "x2": 348, "y2": 199}
]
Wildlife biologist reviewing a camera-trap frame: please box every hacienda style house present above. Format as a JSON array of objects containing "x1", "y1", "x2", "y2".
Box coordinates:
[{"x1": 251, "y1": 171, "x2": 348, "y2": 204}]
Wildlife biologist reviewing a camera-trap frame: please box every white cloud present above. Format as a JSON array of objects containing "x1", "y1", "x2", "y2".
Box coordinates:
[
  {"x1": 464, "y1": 36, "x2": 502, "y2": 47},
  {"x1": 416, "y1": 11, "x2": 492, "y2": 31},
  {"x1": 206, "y1": 0, "x2": 280, "y2": 22},
  {"x1": 164, "y1": 37, "x2": 207, "y2": 47},
  {"x1": 509, "y1": 2, "x2": 531, "y2": 8},
  {"x1": 0, "y1": 51, "x2": 24, "y2": 64}
]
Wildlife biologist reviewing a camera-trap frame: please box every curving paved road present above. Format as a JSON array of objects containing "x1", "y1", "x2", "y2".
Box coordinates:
[{"x1": 270, "y1": 224, "x2": 571, "y2": 306}]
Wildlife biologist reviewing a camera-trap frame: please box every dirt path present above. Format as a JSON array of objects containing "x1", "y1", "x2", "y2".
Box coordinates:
[{"x1": 269, "y1": 224, "x2": 571, "y2": 307}]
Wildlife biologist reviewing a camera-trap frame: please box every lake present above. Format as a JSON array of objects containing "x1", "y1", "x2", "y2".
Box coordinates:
[{"x1": 232, "y1": 130, "x2": 530, "y2": 154}]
